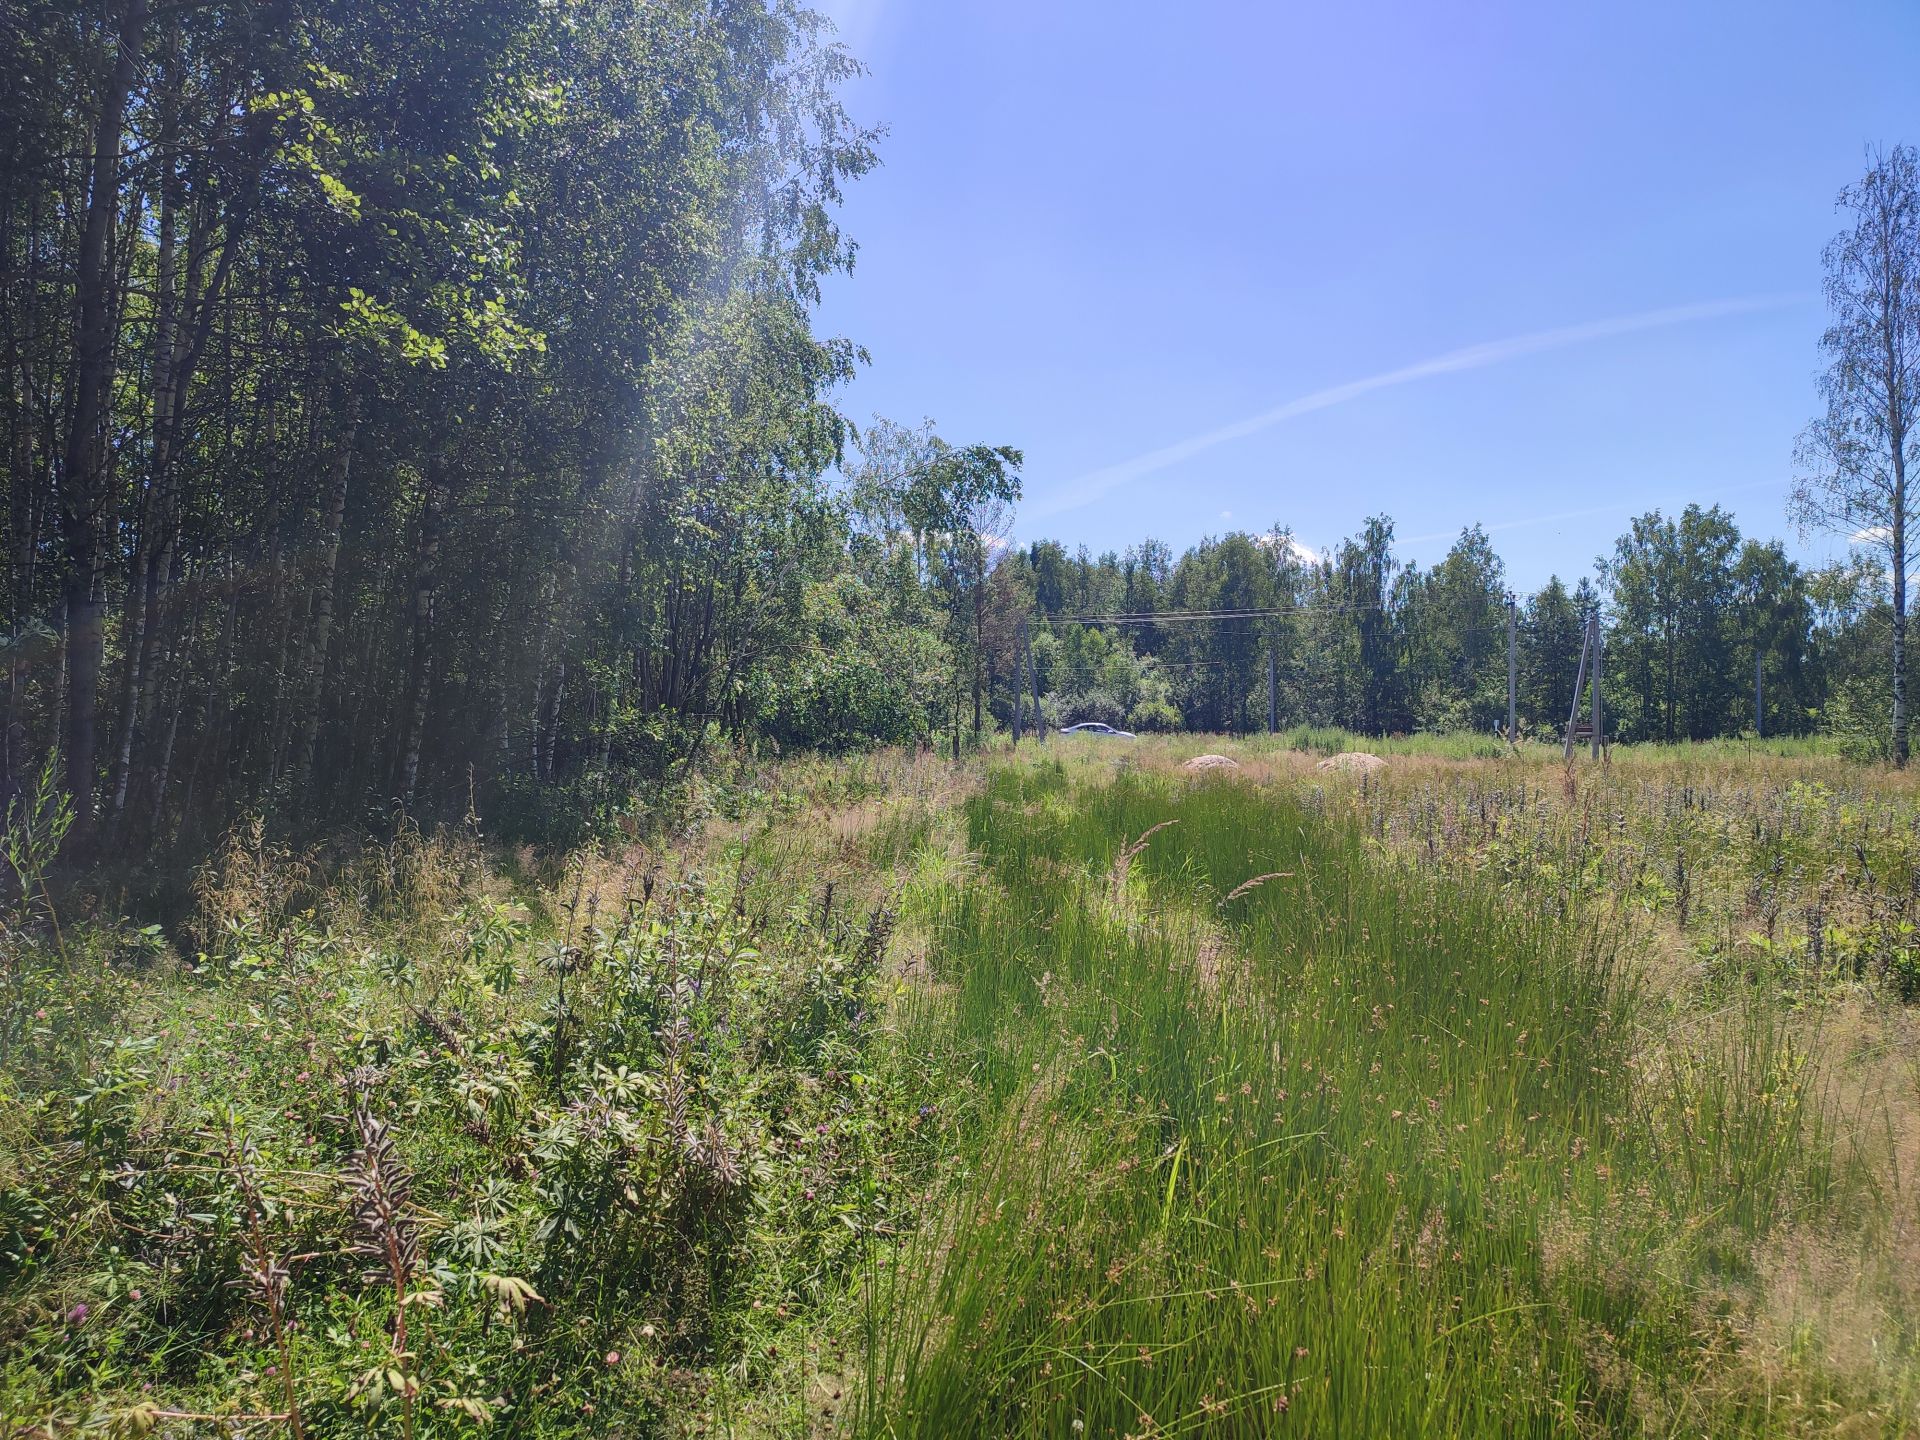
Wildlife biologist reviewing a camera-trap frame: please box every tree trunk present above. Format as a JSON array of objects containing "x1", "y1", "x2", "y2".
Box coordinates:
[
  {"x1": 134, "y1": 195, "x2": 208, "y2": 743},
  {"x1": 146, "y1": 661, "x2": 183, "y2": 839},
  {"x1": 2, "y1": 193, "x2": 38, "y2": 814},
  {"x1": 294, "y1": 392, "x2": 360, "y2": 804},
  {"x1": 1894, "y1": 469, "x2": 1909, "y2": 767},
  {"x1": 972, "y1": 550, "x2": 986, "y2": 737},
  {"x1": 105, "y1": 17, "x2": 183, "y2": 826},
  {"x1": 58, "y1": 0, "x2": 147, "y2": 845},
  {"x1": 399, "y1": 455, "x2": 448, "y2": 806},
  {"x1": 538, "y1": 661, "x2": 565, "y2": 781}
]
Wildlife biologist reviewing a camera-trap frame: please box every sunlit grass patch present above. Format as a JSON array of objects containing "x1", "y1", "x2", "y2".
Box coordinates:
[{"x1": 857, "y1": 758, "x2": 1890, "y2": 1437}]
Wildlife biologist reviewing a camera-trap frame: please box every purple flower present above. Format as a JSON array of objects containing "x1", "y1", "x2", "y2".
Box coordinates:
[{"x1": 67, "y1": 1304, "x2": 88, "y2": 1324}]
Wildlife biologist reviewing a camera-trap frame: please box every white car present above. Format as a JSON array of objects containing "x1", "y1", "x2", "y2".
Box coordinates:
[{"x1": 1058, "y1": 722, "x2": 1136, "y2": 738}]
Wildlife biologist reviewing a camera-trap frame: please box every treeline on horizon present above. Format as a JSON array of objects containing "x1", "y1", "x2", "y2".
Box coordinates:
[
  {"x1": 995, "y1": 506, "x2": 1887, "y2": 749},
  {"x1": 3, "y1": 0, "x2": 1913, "y2": 866}
]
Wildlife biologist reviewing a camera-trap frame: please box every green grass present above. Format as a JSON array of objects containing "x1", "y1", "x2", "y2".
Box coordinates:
[
  {"x1": 4, "y1": 746, "x2": 1916, "y2": 1437},
  {"x1": 856, "y1": 761, "x2": 1867, "y2": 1437}
]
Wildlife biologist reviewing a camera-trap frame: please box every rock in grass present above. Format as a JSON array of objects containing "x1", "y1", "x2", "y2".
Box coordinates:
[
  {"x1": 1316, "y1": 751, "x2": 1386, "y2": 775},
  {"x1": 1181, "y1": 754, "x2": 1240, "y2": 773}
]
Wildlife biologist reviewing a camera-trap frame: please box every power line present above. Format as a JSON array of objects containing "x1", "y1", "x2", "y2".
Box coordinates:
[
  {"x1": 1039, "y1": 608, "x2": 1517, "y2": 644},
  {"x1": 1049, "y1": 602, "x2": 1395, "y2": 624}
]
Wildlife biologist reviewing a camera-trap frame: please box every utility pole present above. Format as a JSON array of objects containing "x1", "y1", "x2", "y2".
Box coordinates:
[
  {"x1": 1755, "y1": 647, "x2": 1764, "y2": 739},
  {"x1": 1505, "y1": 590, "x2": 1517, "y2": 745},
  {"x1": 1589, "y1": 613, "x2": 1602, "y2": 761},
  {"x1": 1564, "y1": 618, "x2": 1591, "y2": 762},
  {"x1": 1012, "y1": 648, "x2": 1023, "y2": 747},
  {"x1": 1267, "y1": 646, "x2": 1277, "y2": 734},
  {"x1": 1030, "y1": 627, "x2": 1044, "y2": 742}
]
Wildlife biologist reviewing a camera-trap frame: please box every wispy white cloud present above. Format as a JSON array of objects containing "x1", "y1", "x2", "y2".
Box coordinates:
[{"x1": 1027, "y1": 294, "x2": 1808, "y2": 522}]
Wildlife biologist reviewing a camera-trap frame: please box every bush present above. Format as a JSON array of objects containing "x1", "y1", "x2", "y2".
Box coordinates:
[
  {"x1": 1127, "y1": 698, "x2": 1183, "y2": 733},
  {"x1": 1820, "y1": 672, "x2": 1892, "y2": 763},
  {"x1": 0, "y1": 843, "x2": 923, "y2": 1434},
  {"x1": 762, "y1": 656, "x2": 926, "y2": 752},
  {"x1": 1049, "y1": 689, "x2": 1127, "y2": 729}
]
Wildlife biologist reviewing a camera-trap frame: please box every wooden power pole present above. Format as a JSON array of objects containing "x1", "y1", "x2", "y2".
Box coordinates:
[
  {"x1": 1564, "y1": 613, "x2": 1603, "y2": 760},
  {"x1": 1031, "y1": 632, "x2": 1044, "y2": 743},
  {"x1": 1589, "y1": 612, "x2": 1601, "y2": 760},
  {"x1": 1506, "y1": 591, "x2": 1517, "y2": 744},
  {"x1": 1012, "y1": 645, "x2": 1023, "y2": 746}
]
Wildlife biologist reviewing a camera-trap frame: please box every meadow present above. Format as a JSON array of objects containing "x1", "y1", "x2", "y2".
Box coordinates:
[{"x1": 4, "y1": 736, "x2": 1919, "y2": 1436}]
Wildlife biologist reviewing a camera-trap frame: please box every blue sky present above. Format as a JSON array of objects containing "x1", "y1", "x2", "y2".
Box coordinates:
[{"x1": 810, "y1": 1, "x2": 1920, "y2": 591}]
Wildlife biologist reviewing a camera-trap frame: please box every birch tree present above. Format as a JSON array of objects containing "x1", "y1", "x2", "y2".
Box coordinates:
[{"x1": 1792, "y1": 145, "x2": 1920, "y2": 765}]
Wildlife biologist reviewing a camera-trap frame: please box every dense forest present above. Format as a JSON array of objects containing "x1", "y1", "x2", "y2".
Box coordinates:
[
  {"x1": 2, "y1": 0, "x2": 1913, "y2": 863},
  {"x1": 4, "y1": 0, "x2": 899, "y2": 854},
  {"x1": 992, "y1": 507, "x2": 1891, "y2": 750}
]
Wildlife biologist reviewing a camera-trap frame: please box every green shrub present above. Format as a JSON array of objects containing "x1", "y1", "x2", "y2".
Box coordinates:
[{"x1": 1126, "y1": 697, "x2": 1183, "y2": 732}]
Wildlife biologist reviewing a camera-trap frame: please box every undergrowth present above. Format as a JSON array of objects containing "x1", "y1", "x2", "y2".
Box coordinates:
[{"x1": 0, "y1": 754, "x2": 964, "y2": 1437}]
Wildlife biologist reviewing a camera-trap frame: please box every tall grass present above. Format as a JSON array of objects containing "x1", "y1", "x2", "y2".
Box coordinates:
[
  {"x1": 5, "y1": 742, "x2": 1911, "y2": 1435},
  {"x1": 858, "y1": 762, "x2": 1855, "y2": 1436}
]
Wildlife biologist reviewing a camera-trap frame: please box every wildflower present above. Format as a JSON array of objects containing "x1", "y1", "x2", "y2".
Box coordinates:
[
  {"x1": 605, "y1": 1351, "x2": 620, "y2": 1366},
  {"x1": 67, "y1": 1304, "x2": 88, "y2": 1324}
]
